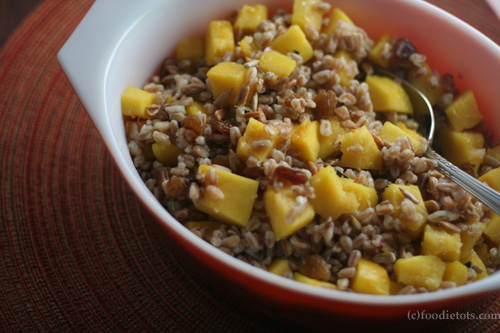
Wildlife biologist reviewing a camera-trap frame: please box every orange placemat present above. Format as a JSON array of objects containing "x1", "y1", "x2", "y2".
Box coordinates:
[{"x1": 0, "y1": 0, "x2": 499, "y2": 331}]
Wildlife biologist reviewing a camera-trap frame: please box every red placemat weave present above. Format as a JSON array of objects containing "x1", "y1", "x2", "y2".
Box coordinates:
[{"x1": 0, "y1": 0, "x2": 499, "y2": 331}]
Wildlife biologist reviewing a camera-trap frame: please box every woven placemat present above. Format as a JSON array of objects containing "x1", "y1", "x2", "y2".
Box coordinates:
[{"x1": 0, "y1": 0, "x2": 499, "y2": 331}]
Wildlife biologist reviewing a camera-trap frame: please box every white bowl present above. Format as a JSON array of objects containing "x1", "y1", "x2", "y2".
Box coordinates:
[{"x1": 58, "y1": 0, "x2": 500, "y2": 328}]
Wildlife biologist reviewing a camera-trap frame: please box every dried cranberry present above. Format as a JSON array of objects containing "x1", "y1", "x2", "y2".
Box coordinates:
[
  {"x1": 312, "y1": 90, "x2": 337, "y2": 120},
  {"x1": 273, "y1": 165, "x2": 308, "y2": 185}
]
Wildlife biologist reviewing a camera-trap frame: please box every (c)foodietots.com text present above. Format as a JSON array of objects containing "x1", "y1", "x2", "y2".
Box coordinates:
[{"x1": 408, "y1": 310, "x2": 500, "y2": 320}]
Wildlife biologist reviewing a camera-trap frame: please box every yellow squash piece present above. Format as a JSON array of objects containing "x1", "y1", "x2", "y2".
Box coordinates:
[
  {"x1": 176, "y1": 36, "x2": 204, "y2": 61},
  {"x1": 478, "y1": 167, "x2": 500, "y2": 192},
  {"x1": 408, "y1": 63, "x2": 445, "y2": 106},
  {"x1": 205, "y1": 20, "x2": 235, "y2": 66},
  {"x1": 259, "y1": 51, "x2": 297, "y2": 78},
  {"x1": 351, "y1": 258, "x2": 390, "y2": 295},
  {"x1": 207, "y1": 62, "x2": 249, "y2": 106},
  {"x1": 310, "y1": 166, "x2": 377, "y2": 220},
  {"x1": 421, "y1": 225, "x2": 462, "y2": 262},
  {"x1": 294, "y1": 272, "x2": 337, "y2": 290},
  {"x1": 382, "y1": 184, "x2": 428, "y2": 238},
  {"x1": 271, "y1": 25, "x2": 314, "y2": 63},
  {"x1": 484, "y1": 213, "x2": 500, "y2": 244},
  {"x1": 264, "y1": 186, "x2": 315, "y2": 241},
  {"x1": 318, "y1": 116, "x2": 347, "y2": 160},
  {"x1": 268, "y1": 259, "x2": 291, "y2": 276},
  {"x1": 337, "y1": 126, "x2": 382, "y2": 170},
  {"x1": 238, "y1": 35, "x2": 255, "y2": 57},
  {"x1": 460, "y1": 249, "x2": 488, "y2": 281},
  {"x1": 186, "y1": 101, "x2": 209, "y2": 116},
  {"x1": 290, "y1": 119, "x2": 320, "y2": 161},
  {"x1": 485, "y1": 146, "x2": 500, "y2": 165},
  {"x1": 152, "y1": 142, "x2": 183, "y2": 166},
  {"x1": 332, "y1": 50, "x2": 357, "y2": 86},
  {"x1": 291, "y1": 0, "x2": 324, "y2": 32},
  {"x1": 475, "y1": 243, "x2": 489, "y2": 266},
  {"x1": 234, "y1": 4, "x2": 268, "y2": 35},
  {"x1": 396, "y1": 122, "x2": 424, "y2": 153},
  {"x1": 366, "y1": 75, "x2": 413, "y2": 114},
  {"x1": 236, "y1": 118, "x2": 281, "y2": 162},
  {"x1": 439, "y1": 125, "x2": 485, "y2": 173},
  {"x1": 389, "y1": 280, "x2": 405, "y2": 295},
  {"x1": 195, "y1": 165, "x2": 259, "y2": 227},
  {"x1": 323, "y1": 7, "x2": 354, "y2": 35},
  {"x1": 394, "y1": 255, "x2": 446, "y2": 291},
  {"x1": 445, "y1": 90, "x2": 483, "y2": 132},
  {"x1": 443, "y1": 261, "x2": 468, "y2": 286},
  {"x1": 367, "y1": 34, "x2": 392, "y2": 69},
  {"x1": 460, "y1": 221, "x2": 485, "y2": 259},
  {"x1": 379, "y1": 121, "x2": 422, "y2": 153},
  {"x1": 121, "y1": 86, "x2": 155, "y2": 119}
]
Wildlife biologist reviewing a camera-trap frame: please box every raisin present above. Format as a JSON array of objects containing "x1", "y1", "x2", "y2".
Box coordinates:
[
  {"x1": 273, "y1": 165, "x2": 308, "y2": 185},
  {"x1": 211, "y1": 120, "x2": 232, "y2": 136},
  {"x1": 394, "y1": 38, "x2": 416, "y2": 60},
  {"x1": 154, "y1": 167, "x2": 170, "y2": 186},
  {"x1": 181, "y1": 116, "x2": 203, "y2": 135},
  {"x1": 312, "y1": 91, "x2": 336, "y2": 120},
  {"x1": 164, "y1": 176, "x2": 190, "y2": 198},
  {"x1": 303, "y1": 254, "x2": 331, "y2": 281}
]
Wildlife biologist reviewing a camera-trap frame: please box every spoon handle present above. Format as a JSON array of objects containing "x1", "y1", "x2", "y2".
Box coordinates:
[{"x1": 426, "y1": 149, "x2": 500, "y2": 216}]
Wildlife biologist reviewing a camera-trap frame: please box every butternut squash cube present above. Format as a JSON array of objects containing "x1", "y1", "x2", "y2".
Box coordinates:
[
  {"x1": 439, "y1": 126, "x2": 485, "y2": 173},
  {"x1": 207, "y1": 62, "x2": 248, "y2": 105},
  {"x1": 238, "y1": 35, "x2": 255, "y2": 57},
  {"x1": 421, "y1": 225, "x2": 462, "y2": 261},
  {"x1": 337, "y1": 126, "x2": 382, "y2": 170},
  {"x1": 186, "y1": 101, "x2": 209, "y2": 116},
  {"x1": 176, "y1": 36, "x2": 204, "y2": 61},
  {"x1": 445, "y1": 90, "x2": 483, "y2": 132},
  {"x1": 264, "y1": 186, "x2": 315, "y2": 240},
  {"x1": 382, "y1": 184, "x2": 428, "y2": 238},
  {"x1": 475, "y1": 243, "x2": 489, "y2": 266},
  {"x1": 268, "y1": 258, "x2": 291, "y2": 276},
  {"x1": 259, "y1": 51, "x2": 297, "y2": 78},
  {"x1": 205, "y1": 20, "x2": 235, "y2": 66},
  {"x1": 396, "y1": 122, "x2": 424, "y2": 153},
  {"x1": 351, "y1": 258, "x2": 390, "y2": 295},
  {"x1": 379, "y1": 121, "x2": 421, "y2": 153},
  {"x1": 485, "y1": 146, "x2": 500, "y2": 165},
  {"x1": 121, "y1": 86, "x2": 155, "y2": 119},
  {"x1": 234, "y1": 4, "x2": 268, "y2": 35},
  {"x1": 152, "y1": 142, "x2": 183, "y2": 166},
  {"x1": 408, "y1": 63, "x2": 445, "y2": 106},
  {"x1": 318, "y1": 116, "x2": 347, "y2": 160},
  {"x1": 484, "y1": 213, "x2": 500, "y2": 244},
  {"x1": 443, "y1": 261, "x2": 468, "y2": 286},
  {"x1": 394, "y1": 255, "x2": 446, "y2": 291},
  {"x1": 310, "y1": 166, "x2": 377, "y2": 220},
  {"x1": 323, "y1": 7, "x2": 354, "y2": 35},
  {"x1": 294, "y1": 272, "x2": 337, "y2": 290},
  {"x1": 366, "y1": 75, "x2": 413, "y2": 114},
  {"x1": 271, "y1": 25, "x2": 314, "y2": 63},
  {"x1": 389, "y1": 280, "x2": 405, "y2": 295},
  {"x1": 290, "y1": 119, "x2": 320, "y2": 161},
  {"x1": 292, "y1": 0, "x2": 324, "y2": 33},
  {"x1": 367, "y1": 34, "x2": 392, "y2": 69},
  {"x1": 460, "y1": 221, "x2": 485, "y2": 259},
  {"x1": 195, "y1": 165, "x2": 259, "y2": 227},
  {"x1": 237, "y1": 118, "x2": 280, "y2": 162},
  {"x1": 332, "y1": 50, "x2": 357, "y2": 86},
  {"x1": 478, "y1": 167, "x2": 500, "y2": 192},
  {"x1": 460, "y1": 249, "x2": 488, "y2": 280}
]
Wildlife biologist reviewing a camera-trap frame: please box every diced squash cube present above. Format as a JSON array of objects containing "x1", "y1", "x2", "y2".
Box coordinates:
[
  {"x1": 445, "y1": 90, "x2": 483, "y2": 132},
  {"x1": 337, "y1": 126, "x2": 382, "y2": 170},
  {"x1": 460, "y1": 249, "x2": 488, "y2": 281},
  {"x1": 394, "y1": 255, "x2": 446, "y2": 291},
  {"x1": 184, "y1": 221, "x2": 222, "y2": 233},
  {"x1": 238, "y1": 35, "x2": 255, "y2": 57},
  {"x1": 408, "y1": 63, "x2": 445, "y2": 106},
  {"x1": 264, "y1": 186, "x2": 315, "y2": 240},
  {"x1": 332, "y1": 50, "x2": 357, "y2": 86},
  {"x1": 152, "y1": 142, "x2": 183, "y2": 166},
  {"x1": 259, "y1": 51, "x2": 297, "y2": 78},
  {"x1": 294, "y1": 272, "x2": 337, "y2": 290},
  {"x1": 396, "y1": 122, "x2": 424, "y2": 154},
  {"x1": 268, "y1": 259, "x2": 291, "y2": 276},
  {"x1": 121, "y1": 86, "x2": 156, "y2": 119},
  {"x1": 478, "y1": 167, "x2": 500, "y2": 192},
  {"x1": 485, "y1": 146, "x2": 500, "y2": 166},
  {"x1": 366, "y1": 75, "x2": 413, "y2": 114},
  {"x1": 186, "y1": 101, "x2": 209, "y2": 116},
  {"x1": 421, "y1": 225, "x2": 462, "y2": 261},
  {"x1": 323, "y1": 7, "x2": 354, "y2": 35},
  {"x1": 439, "y1": 126, "x2": 485, "y2": 173},
  {"x1": 237, "y1": 118, "x2": 280, "y2": 162},
  {"x1": 205, "y1": 20, "x2": 235, "y2": 66},
  {"x1": 271, "y1": 25, "x2": 314, "y2": 63},
  {"x1": 389, "y1": 280, "x2": 405, "y2": 295},
  {"x1": 310, "y1": 166, "x2": 377, "y2": 220},
  {"x1": 351, "y1": 258, "x2": 390, "y2": 295},
  {"x1": 318, "y1": 116, "x2": 347, "y2": 159},
  {"x1": 475, "y1": 243, "x2": 489, "y2": 267},
  {"x1": 460, "y1": 221, "x2": 485, "y2": 259},
  {"x1": 290, "y1": 119, "x2": 320, "y2": 161},
  {"x1": 176, "y1": 36, "x2": 204, "y2": 61},
  {"x1": 484, "y1": 213, "x2": 500, "y2": 244},
  {"x1": 379, "y1": 121, "x2": 421, "y2": 153},
  {"x1": 382, "y1": 184, "x2": 428, "y2": 238},
  {"x1": 195, "y1": 165, "x2": 259, "y2": 227},
  {"x1": 291, "y1": 0, "x2": 324, "y2": 32},
  {"x1": 234, "y1": 4, "x2": 268, "y2": 35},
  {"x1": 207, "y1": 62, "x2": 249, "y2": 105},
  {"x1": 367, "y1": 34, "x2": 392, "y2": 69},
  {"x1": 443, "y1": 261, "x2": 468, "y2": 286}
]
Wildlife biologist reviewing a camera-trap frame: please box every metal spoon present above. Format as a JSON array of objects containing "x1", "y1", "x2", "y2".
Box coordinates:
[{"x1": 374, "y1": 67, "x2": 500, "y2": 216}]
